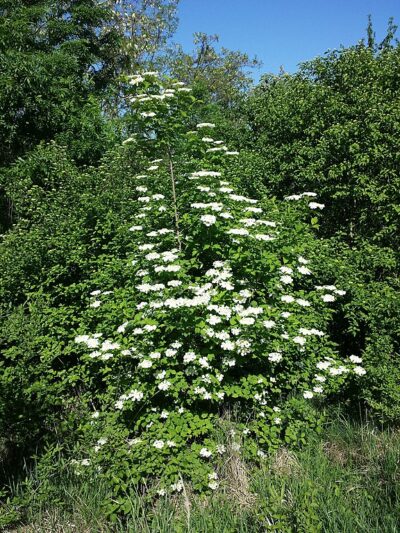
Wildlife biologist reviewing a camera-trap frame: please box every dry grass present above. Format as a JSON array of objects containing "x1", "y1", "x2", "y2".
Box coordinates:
[{"x1": 269, "y1": 447, "x2": 302, "y2": 477}]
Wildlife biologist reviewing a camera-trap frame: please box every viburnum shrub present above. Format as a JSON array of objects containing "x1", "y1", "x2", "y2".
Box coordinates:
[{"x1": 72, "y1": 72, "x2": 366, "y2": 502}]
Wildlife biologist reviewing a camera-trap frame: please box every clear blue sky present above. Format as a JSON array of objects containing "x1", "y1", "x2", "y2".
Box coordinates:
[{"x1": 173, "y1": 0, "x2": 400, "y2": 79}]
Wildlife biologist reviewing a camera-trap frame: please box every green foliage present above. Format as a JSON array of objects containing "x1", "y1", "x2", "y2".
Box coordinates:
[
  {"x1": 244, "y1": 36, "x2": 400, "y2": 249},
  {"x1": 3, "y1": 416, "x2": 399, "y2": 531},
  {"x1": 237, "y1": 22, "x2": 400, "y2": 422},
  {"x1": 163, "y1": 33, "x2": 260, "y2": 108},
  {"x1": 0, "y1": 8, "x2": 399, "y2": 526},
  {"x1": 39, "y1": 73, "x2": 361, "y2": 504},
  {"x1": 0, "y1": 0, "x2": 121, "y2": 166}
]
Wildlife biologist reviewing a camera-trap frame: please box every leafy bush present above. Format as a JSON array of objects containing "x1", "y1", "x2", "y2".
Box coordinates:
[
  {"x1": 233, "y1": 28, "x2": 400, "y2": 422},
  {"x1": 50, "y1": 73, "x2": 366, "y2": 505}
]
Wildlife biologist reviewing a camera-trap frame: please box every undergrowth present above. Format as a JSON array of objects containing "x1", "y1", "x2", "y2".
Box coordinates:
[{"x1": 2, "y1": 413, "x2": 399, "y2": 532}]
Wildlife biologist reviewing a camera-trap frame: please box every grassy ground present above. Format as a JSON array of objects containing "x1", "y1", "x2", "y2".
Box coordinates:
[{"x1": 2, "y1": 414, "x2": 400, "y2": 532}]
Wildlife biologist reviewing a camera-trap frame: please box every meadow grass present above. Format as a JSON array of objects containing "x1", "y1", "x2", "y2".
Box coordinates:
[{"x1": 2, "y1": 413, "x2": 399, "y2": 532}]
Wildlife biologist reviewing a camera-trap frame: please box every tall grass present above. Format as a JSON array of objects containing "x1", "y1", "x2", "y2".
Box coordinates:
[{"x1": 2, "y1": 414, "x2": 399, "y2": 532}]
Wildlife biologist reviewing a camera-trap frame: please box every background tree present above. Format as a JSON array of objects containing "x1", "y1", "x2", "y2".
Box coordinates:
[
  {"x1": 234, "y1": 19, "x2": 400, "y2": 420},
  {"x1": 163, "y1": 33, "x2": 260, "y2": 108},
  {"x1": 0, "y1": 0, "x2": 181, "y2": 232}
]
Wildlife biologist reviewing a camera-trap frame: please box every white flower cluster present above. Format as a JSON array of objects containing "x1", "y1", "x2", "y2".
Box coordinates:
[{"x1": 72, "y1": 73, "x2": 366, "y2": 496}]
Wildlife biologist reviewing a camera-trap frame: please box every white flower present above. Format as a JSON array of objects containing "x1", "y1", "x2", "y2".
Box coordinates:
[
  {"x1": 199, "y1": 447, "x2": 212, "y2": 458},
  {"x1": 240, "y1": 306, "x2": 263, "y2": 316},
  {"x1": 208, "y1": 481, "x2": 219, "y2": 490},
  {"x1": 140, "y1": 111, "x2": 156, "y2": 118},
  {"x1": 129, "y1": 74, "x2": 145, "y2": 85},
  {"x1": 309, "y1": 202, "x2": 325, "y2": 209},
  {"x1": 183, "y1": 351, "x2": 196, "y2": 363},
  {"x1": 254, "y1": 234, "x2": 274, "y2": 241},
  {"x1": 321, "y1": 294, "x2": 335, "y2": 302},
  {"x1": 196, "y1": 123, "x2": 215, "y2": 128},
  {"x1": 138, "y1": 359, "x2": 152, "y2": 369},
  {"x1": 207, "y1": 315, "x2": 222, "y2": 325},
  {"x1": 201, "y1": 214, "x2": 217, "y2": 226},
  {"x1": 246, "y1": 207, "x2": 263, "y2": 213},
  {"x1": 117, "y1": 322, "x2": 129, "y2": 334},
  {"x1": 280, "y1": 266, "x2": 293, "y2": 274},
  {"x1": 170, "y1": 480, "x2": 184, "y2": 492},
  {"x1": 158, "y1": 380, "x2": 171, "y2": 391},
  {"x1": 90, "y1": 290, "x2": 101, "y2": 296},
  {"x1": 293, "y1": 336, "x2": 306, "y2": 346},
  {"x1": 281, "y1": 295, "x2": 295, "y2": 303},
  {"x1": 90, "y1": 300, "x2": 101, "y2": 308},
  {"x1": 155, "y1": 264, "x2": 181, "y2": 273},
  {"x1": 220, "y1": 281, "x2": 234, "y2": 290},
  {"x1": 227, "y1": 228, "x2": 249, "y2": 236},
  {"x1": 274, "y1": 417, "x2": 282, "y2": 424},
  {"x1": 298, "y1": 256, "x2": 309, "y2": 264},
  {"x1": 349, "y1": 355, "x2": 363, "y2": 364},
  {"x1": 316, "y1": 361, "x2": 331, "y2": 370},
  {"x1": 199, "y1": 357, "x2": 210, "y2": 368},
  {"x1": 75, "y1": 335, "x2": 90, "y2": 344},
  {"x1": 229, "y1": 194, "x2": 257, "y2": 204},
  {"x1": 153, "y1": 440, "x2": 165, "y2": 449},
  {"x1": 315, "y1": 375, "x2": 326, "y2": 382},
  {"x1": 101, "y1": 340, "x2": 120, "y2": 351},
  {"x1": 313, "y1": 386, "x2": 323, "y2": 393},
  {"x1": 296, "y1": 298, "x2": 310, "y2": 307},
  {"x1": 128, "y1": 389, "x2": 144, "y2": 401},
  {"x1": 145, "y1": 252, "x2": 161, "y2": 261},
  {"x1": 354, "y1": 366, "x2": 366, "y2": 376},
  {"x1": 167, "y1": 280, "x2": 182, "y2": 287},
  {"x1": 280, "y1": 275, "x2": 293, "y2": 284},
  {"x1": 221, "y1": 340, "x2": 235, "y2": 351},
  {"x1": 303, "y1": 391, "x2": 314, "y2": 399},
  {"x1": 129, "y1": 225, "x2": 143, "y2": 232},
  {"x1": 268, "y1": 352, "x2": 282, "y2": 362},
  {"x1": 329, "y1": 367, "x2": 345, "y2": 376},
  {"x1": 239, "y1": 317, "x2": 255, "y2": 325},
  {"x1": 298, "y1": 266, "x2": 311, "y2": 275},
  {"x1": 171, "y1": 341, "x2": 182, "y2": 349}
]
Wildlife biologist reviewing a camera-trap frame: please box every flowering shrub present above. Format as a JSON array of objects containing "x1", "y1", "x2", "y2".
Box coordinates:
[{"x1": 71, "y1": 72, "x2": 365, "y2": 502}]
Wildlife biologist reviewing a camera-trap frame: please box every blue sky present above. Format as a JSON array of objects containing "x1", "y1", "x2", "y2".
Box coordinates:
[{"x1": 173, "y1": 0, "x2": 400, "y2": 79}]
